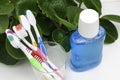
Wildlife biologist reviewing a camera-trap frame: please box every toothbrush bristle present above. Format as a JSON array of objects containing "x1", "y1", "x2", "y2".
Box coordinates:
[
  {"x1": 7, "y1": 35, "x2": 14, "y2": 42},
  {"x1": 6, "y1": 29, "x2": 14, "y2": 34},
  {"x1": 18, "y1": 16, "x2": 21, "y2": 21},
  {"x1": 16, "y1": 24, "x2": 23, "y2": 31}
]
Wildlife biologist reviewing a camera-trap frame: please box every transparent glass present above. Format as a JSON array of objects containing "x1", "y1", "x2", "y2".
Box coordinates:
[{"x1": 32, "y1": 41, "x2": 67, "y2": 80}]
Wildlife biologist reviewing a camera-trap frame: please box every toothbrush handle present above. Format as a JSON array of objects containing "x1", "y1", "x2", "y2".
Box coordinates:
[
  {"x1": 47, "y1": 59, "x2": 58, "y2": 70},
  {"x1": 22, "y1": 38, "x2": 37, "y2": 51},
  {"x1": 38, "y1": 37, "x2": 47, "y2": 56},
  {"x1": 32, "y1": 41, "x2": 37, "y2": 47},
  {"x1": 31, "y1": 53, "x2": 60, "y2": 80},
  {"x1": 33, "y1": 25, "x2": 47, "y2": 55},
  {"x1": 29, "y1": 57, "x2": 44, "y2": 71},
  {"x1": 32, "y1": 53, "x2": 63, "y2": 79},
  {"x1": 20, "y1": 46, "x2": 44, "y2": 71},
  {"x1": 30, "y1": 56, "x2": 56, "y2": 80},
  {"x1": 47, "y1": 59, "x2": 63, "y2": 79},
  {"x1": 28, "y1": 30, "x2": 37, "y2": 47},
  {"x1": 35, "y1": 47, "x2": 47, "y2": 61}
]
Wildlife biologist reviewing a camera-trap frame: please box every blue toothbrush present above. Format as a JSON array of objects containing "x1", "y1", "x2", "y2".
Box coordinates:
[
  {"x1": 26, "y1": 10, "x2": 63, "y2": 79},
  {"x1": 26, "y1": 10, "x2": 47, "y2": 56}
]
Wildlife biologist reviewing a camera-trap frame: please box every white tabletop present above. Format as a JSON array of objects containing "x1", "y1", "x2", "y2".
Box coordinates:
[
  {"x1": 0, "y1": 1, "x2": 120, "y2": 80},
  {"x1": 1, "y1": 33, "x2": 120, "y2": 80},
  {"x1": 0, "y1": 60, "x2": 36, "y2": 80}
]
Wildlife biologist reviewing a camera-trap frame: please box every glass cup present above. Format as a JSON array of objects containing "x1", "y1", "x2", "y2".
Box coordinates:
[{"x1": 32, "y1": 41, "x2": 67, "y2": 80}]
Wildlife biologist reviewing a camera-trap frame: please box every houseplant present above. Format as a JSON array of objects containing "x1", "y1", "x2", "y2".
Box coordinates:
[{"x1": 0, "y1": 0, "x2": 120, "y2": 65}]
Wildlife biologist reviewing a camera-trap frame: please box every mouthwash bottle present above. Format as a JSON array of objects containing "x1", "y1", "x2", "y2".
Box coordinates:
[{"x1": 70, "y1": 9, "x2": 106, "y2": 72}]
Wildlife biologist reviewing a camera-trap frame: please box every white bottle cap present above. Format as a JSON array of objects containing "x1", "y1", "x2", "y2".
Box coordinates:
[{"x1": 78, "y1": 9, "x2": 99, "y2": 38}]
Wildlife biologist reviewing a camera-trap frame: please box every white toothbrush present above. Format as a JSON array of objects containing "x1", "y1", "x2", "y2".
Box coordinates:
[
  {"x1": 13, "y1": 24, "x2": 47, "y2": 61},
  {"x1": 25, "y1": 9, "x2": 59, "y2": 70},
  {"x1": 13, "y1": 24, "x2": 62, "y2": 79},
  {"x1": 13, "y1": 24, "x2": 55, "y2": 69},
  {"x1": 5, "y1": 29, "x2": 57, "y2": 80},
  {"x1": 26, "y1": 10, "x2": 47, "y2": 56},
  {"x1": 12, "y1": 24, "x2": 45, "y2": 61},
  {"x1": 13, "y1": 25, "x2": 36, "y2": 51},
  {"x1": 13, "y1": 24, "x2": 35, "y2": 50},
  {"x1": 5, "y1": 29, "x2": 45, "y2": 71},
  {"x1": 25, "y1": 10, "x2": 63, "y2": 79},
  {"x1": 31, "y1": 51, "x2": 61, "y2": 80},
  {"x1": 19, "y1": 15, "x2": 37, "y2": 47}
]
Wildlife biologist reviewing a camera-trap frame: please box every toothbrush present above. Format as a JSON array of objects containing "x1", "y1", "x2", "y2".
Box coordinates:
[
  {"x1": 18, "y1": 15, "x2": 37, "y2": 47},
  {"x1": 13, "y1": 24, "x2": 55, "y2": 70},
  {"x1": 13, "y1": 25, "x2": 62, "y2": 79},
  {"x1": 32, "y1": 52, "x2": 61, "y2": 80},
  {"x1": 5, "y1": 29, "x2": 44, "y2": 71},
  {"x1": 12, "y1": 24, "x2": 35, "y2": 51},
  {"x1": 25, "y1": 10, "x2": 57, "y2": 70},
  {"x1": 32, "y1": 52, "x2": 62, "y2": 80},
  {"x1": 13, "y1": 24, "x2": 47, "y2": 61},
  {"x1": 5, "y1": 29, "x2": 57, "y2": 80},
  {"x1": 25, "y1": 10, "x2": 63, "y2": 79},
  {"x1": 26, "y1": 10, "x2": 47, "y2": 56}
]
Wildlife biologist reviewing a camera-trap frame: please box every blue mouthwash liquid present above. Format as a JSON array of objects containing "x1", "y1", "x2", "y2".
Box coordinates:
[{"x1": 70, "y1": 27, "x2": 106, "y2": 72}]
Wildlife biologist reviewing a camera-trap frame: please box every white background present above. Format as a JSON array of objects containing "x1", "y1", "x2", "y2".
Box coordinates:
[{"x1": 0, "y1": 0, "x2": 120, "y2": 80}]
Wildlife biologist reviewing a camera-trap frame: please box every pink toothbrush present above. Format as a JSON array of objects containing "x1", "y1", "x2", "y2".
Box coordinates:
[{"x1": 13, "y1": 24, "x2": 47, "y2": 61}]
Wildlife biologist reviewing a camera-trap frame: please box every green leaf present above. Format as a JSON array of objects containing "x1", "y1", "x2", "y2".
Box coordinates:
[
  {"x1": 37, "y1": 1, "x2": 57, "y2": 21},
  {"x1": 63, "y1": 0, "x2": 76, "y2": 6},
  {"x1": 6, "y1": 38, "x2": 26, "y2": 60},
  {"x1": 76, "y1": 0, "x2": 82, "y2": 3},
  {"x1": 66, "y1": 6, "x2": 82, "y2": 26},
  {"x1": 0, "y1": 33, "x2": 18, "y2": 65},
  {"x1": 100, "y1": 19, "x2": 118, "y2": 43},
  {"x1": 60, "y1": 36, "x2": 70, "y2": 52},
  {"x1": 83, "y1": 0, "x2": 102, "y2": 15},
  {"x1": 15, "y1": 0, "x2": 39, "y2": 17},
  {"x1": 102, "y1": 15, "x2": 120, "y2": 23},
  {"x1": 9, "y1": 16, "x2": 19, "y2": 28},
  {"x1": 0, "y1": 0, "x2": 14, "y2": 15},
  {"x1": 36, "y1": 14, "x2": 56, "y2": 36},
  {"x1": 55, "y1": 15, "x2": 76, "y2": 31},
  {"x1": 50, "y1": 0, "x2": 67, "y2": 18},
  {"x1": 0, "y1": 15, "x2": 9, "y2": 34},
  {"x1": 37, "y1": 0, "x2": 76, "y2": 30},
  {"x1": 52, "y1": 29, "x2": 66, "y2": 43},
  {"x1": 52, "y1": 28, "x2": 70, "y2": 52},
  {"x1": 37, "y1": 0, "x2": 66, "y2": 19}
]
